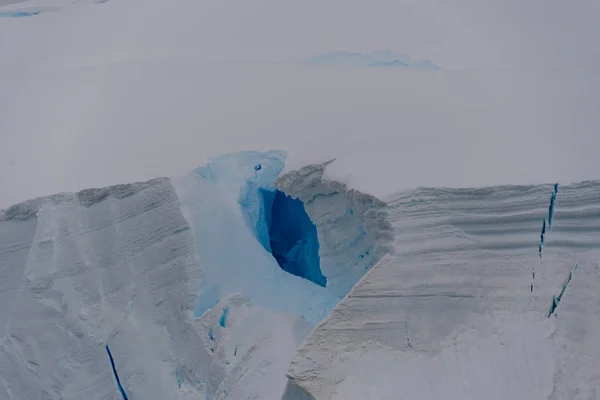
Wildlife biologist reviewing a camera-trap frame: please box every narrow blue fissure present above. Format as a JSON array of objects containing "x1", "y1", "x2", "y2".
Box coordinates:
[
  {"x1": 539, "y1": 219, "x2": 546, "y2": 257},
  {"x1": 106, "y1": 344, "x2": 129, "y2": 400},
  {"x1": 538, "y1": 184, "x2": 559, "y2": 258},
  {"x1": 548, "y1": 265, "x2": 578, "y2": 317},
  {"x1": 533, "y1": 183, "x2": 559, "y2": 294},
  {"x1": 258, "y1": 189, "x2": 326, "y2": 287},
  {"x1": 548, "y1": 183, "x2": 558, "y2": 230}
]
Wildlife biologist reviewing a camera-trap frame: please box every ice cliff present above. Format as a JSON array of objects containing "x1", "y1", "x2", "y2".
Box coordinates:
[
  {"x1": 1, "y1": 151, "x2": 599, "y2": 400},
  {"x1": 0, "y1": 150, "x2": 393, "y2": 399},
  {"x1": 283, "y1": 182, "x2": 600, "y2": 400}
]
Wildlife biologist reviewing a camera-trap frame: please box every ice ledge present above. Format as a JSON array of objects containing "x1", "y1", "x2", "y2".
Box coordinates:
[
  {"x1": 0, "y1": 177, "x2": 172, "y2": 220},
  {"x1": 276, "y1": 161, "x2": 395, "y2": 297}
]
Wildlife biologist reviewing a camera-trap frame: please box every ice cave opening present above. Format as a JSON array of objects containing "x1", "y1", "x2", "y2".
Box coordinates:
[{"x1": 259, "y1": 189, "x2": 327, "y2": 287}]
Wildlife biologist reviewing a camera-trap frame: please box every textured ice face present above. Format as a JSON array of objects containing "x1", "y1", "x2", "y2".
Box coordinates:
[
  {"x1": 0, "y1": 178, "x2": 207, "y2": 399},
  {"x1": 284, "y1": 182, "x2": 600, "y2": 400},
  {"x1": 173, "y1": 150, "x2": 335, "y2": 324},
  {"x1": 2, "y1": 152, "x2": 600, "y2": 400},
  {"x1": 259, "y1": 188, "x2": 326, "y2": 287},
  {"x1": 276, "y1": 161, "x2": 394, "y2": 297},
  {"x1": 173, "y1": 150, "x2": 392, "y2": 322},
  {"x1": 0, "y1": 149, "x2": 395, "y2": 399}
]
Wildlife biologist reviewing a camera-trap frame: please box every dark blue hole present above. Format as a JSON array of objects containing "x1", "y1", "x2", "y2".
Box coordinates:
[{"x1": 259, "y1": 189, "x2": 326, "y2": 287}]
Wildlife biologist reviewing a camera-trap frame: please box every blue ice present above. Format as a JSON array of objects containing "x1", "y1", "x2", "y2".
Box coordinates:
[
  {"x1": 219, "y1": 307, "x2": 229, "y2": 327},
  {"x1": 548, "y1": 184, "x2": 558, "y2": 230},
  {"x1": 260, "y1": 189, "x2": 326, "y2": 287},
  {"x1": 0, "y1": 7, "x2": 58, "y2": 18},
  {"x1": 0, "y1": 10, "x2": 41, "y2": 17},
  {"x1": 174, "y1": 151, "x2": 336, "y2": 324},
  {"x1": 307, "y1": 50, "x2": 441, "y2": 70}
]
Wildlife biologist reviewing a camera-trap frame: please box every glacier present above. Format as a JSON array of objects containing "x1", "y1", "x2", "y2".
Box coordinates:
[
  {"x1": 284, "y1": 182, "x2": 600, "y2": 400},
  {"x1": 1, "y1": 150, "x2": 599, "y2": 399},
  {"x1": 2, "y1": 0, "x2": 600, "y2": 397},
  {"x1": 0, "y1": 150, "x2": 394, "y2": 399},
  {"x1": 174, "y1": 151, "x2": 392, "y2": 323}
]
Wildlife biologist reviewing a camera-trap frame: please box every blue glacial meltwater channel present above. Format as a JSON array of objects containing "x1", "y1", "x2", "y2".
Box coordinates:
[{"x1": 259, "y1": 189, "x2": 327, "y2": 287}]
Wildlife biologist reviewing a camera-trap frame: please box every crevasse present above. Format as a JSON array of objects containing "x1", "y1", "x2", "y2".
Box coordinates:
[
  {"x1": 259, "y1": 188, "x2": 326, "y2": 287},
  {"x1": 174, "y1": 150, "x2": 392, "y2": 322}
]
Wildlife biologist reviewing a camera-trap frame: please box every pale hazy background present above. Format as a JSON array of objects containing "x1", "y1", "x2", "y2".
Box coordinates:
[{"x1": 1, "y1": 0, "x2": 599, "y2": 207}]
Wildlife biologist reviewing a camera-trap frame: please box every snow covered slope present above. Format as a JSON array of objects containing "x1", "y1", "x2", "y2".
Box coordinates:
[{"x1": 284, "y1": 182, "x2": 600, "y2": 400}]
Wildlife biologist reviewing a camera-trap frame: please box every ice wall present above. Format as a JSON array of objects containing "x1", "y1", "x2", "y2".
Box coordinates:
[
  {"x1": 0, "y1": 178, "x2": 208, "y2": 399},
  {"x1": 174, "y1": 151, "x2": 393, "y2": 321},
  {"x1": 0, "y1": 149, "x2": 393, "y2": 399},
  {"x1": 0, "y1": 166, "x2": 320, "y2": 400},
  {"x1": 284, "y1": 182, "x2": 600, "y2": 400},
  {"x1": 276, "y1": 161, "x2": 394, "y2": 297},
  {"x1": 173, "y1": 151, "x2": 334, "y2": 324},
  {"x1": 261, "y1": 189, "x2": 326, "y2": 287}
]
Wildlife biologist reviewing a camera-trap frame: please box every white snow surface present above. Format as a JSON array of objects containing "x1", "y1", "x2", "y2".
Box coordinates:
[{"x1": 1, "y1": 0, "x2": 600, "y2": 208}]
